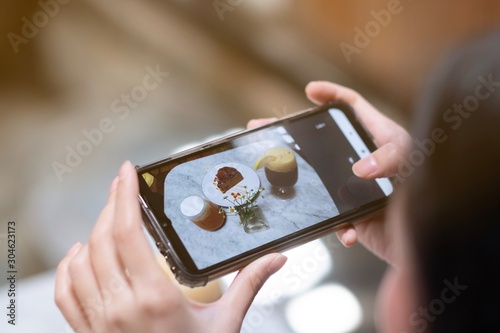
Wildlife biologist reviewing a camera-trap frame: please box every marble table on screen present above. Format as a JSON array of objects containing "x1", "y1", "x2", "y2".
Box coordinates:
[{"x1": 164, "y1": 140, "x2": 339, "y2": 269}]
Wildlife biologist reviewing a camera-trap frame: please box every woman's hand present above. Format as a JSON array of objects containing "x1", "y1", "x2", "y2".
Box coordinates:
[
  {"x1": 248, "y1": 81, "x2": 411, "y2": 265},
  {"x1": 55, "y1": 161, "x2": 287, "y2": 333}
]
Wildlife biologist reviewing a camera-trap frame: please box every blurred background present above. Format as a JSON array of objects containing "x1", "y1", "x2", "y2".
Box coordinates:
[{"x1": 1, "y1": 0, "x2": 499, "y2": 332}]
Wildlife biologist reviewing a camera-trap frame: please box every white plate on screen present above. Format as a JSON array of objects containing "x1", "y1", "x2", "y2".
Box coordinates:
[{"x1": 202, "y1": 163, "x2": 260, "y2": 207}]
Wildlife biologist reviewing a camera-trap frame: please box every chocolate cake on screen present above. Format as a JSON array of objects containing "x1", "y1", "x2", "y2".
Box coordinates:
[{"x1": 214, "y1": 166, "x2": 244, "y2": 193}]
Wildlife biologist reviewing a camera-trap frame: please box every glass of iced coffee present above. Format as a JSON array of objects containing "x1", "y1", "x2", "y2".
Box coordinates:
[
  {"x1": 257, "y1": 147, "x2": 298, "y2": 195},
  {"x1": 180, "y1": 195, "x2": 225, "y2": 231}
]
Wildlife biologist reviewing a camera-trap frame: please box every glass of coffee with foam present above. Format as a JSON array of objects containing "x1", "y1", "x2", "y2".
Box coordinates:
[
  {"x1": 258, "y1": 147, "x2": 298, "y2": 195},
  {"x1": 180, "y1": 195, "x2": 225, "y2": 231}
]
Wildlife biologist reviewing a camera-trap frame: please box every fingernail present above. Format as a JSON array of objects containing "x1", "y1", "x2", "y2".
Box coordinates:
[
  {"x1": 109, "y1": 176, "x2": 119, "y2": 192},
  {"x1": 353, "y1": 155, "x2": 378, "y2": 177},
  {"x1": 267, "y1": 254, "x2": 287, "y2": 275},
  {"x1": 247, "y1": 119, "x2": 258, "y2": 129},
  {"x1": 67, "y1": 242, "x2": 82, "y2": 256},
  {"x1": 341, "y1": 231, "x2": 351, "y2": 247},
  {"x1": 119, "y1": 161, "x2": 132, "y2": 180}
]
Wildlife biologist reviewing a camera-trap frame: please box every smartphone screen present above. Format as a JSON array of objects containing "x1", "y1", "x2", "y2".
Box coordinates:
[{"x1": 138, "y1": 103, "x2": 392, "y2": 281}]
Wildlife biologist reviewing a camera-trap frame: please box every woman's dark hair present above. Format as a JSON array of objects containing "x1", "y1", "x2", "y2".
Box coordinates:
[{"x1": 406, "y1": 30, "x2": 500, "y2": 332}]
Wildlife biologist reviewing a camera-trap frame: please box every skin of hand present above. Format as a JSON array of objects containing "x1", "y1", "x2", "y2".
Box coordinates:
[
  {"x1": 248, "y1": 81, "x2": 411, "y2": 266},
  {"x1": 55, "y1": 161, "x2": 287, "y2": 333}
]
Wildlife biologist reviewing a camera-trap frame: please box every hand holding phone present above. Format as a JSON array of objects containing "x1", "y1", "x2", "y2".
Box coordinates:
[
  {"x1": 55, "y1": 161, "x2": 287, "y2": 333},
  {"x1": 304, "y1": 81, "x2": 411, "y2": 264}
]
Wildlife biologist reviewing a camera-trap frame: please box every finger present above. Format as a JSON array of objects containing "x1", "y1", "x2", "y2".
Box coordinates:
[
  {"x1": 87, "y1": 176, "x2": 141, "y2": 330},
  {"x1": 68, "y1": 244, "x2": 106, "y2": 331},
  {"x1": 306, "y1": 81, "x2": 388, "y2": 136},
  {"x1": 305, "y1": 81, "x2": 360, "y2": 106},
  {"x1": 353, "y1": 141, "x2": 407, "y2": 179},
  {"x1": 113, "y1": 161, "x2": 173, "y2": 289},
  {"x1": 306, "y1": 81, "x2": 411, "y2": 179},
  {"x1": 335, "y1": 226, "x2": 357, "y2": 248},
  {"x1": 221, "y1": 254, "x2": 287, "y2": 320},
  {"x1": 113, "y1": 162, "x2": 185, "y2": 330},
  {"x1": 55, "y1": 243, "x2": 91, "y2": 333},
  {"x1": 306, "y1": 81, "x2": 407, "y2": 146},
  {"x1": 91, "y1": 173, "x2": 152, "y2": 331},
  {"x1": 88, "y1": 176, "x2": 131, "y2": 304},
  {"x1": 350, "y1": 213, "x2": 394, "y2": 264},
  {"x1": 247, "y1": 118, "x2": 277, "y2": 129}
]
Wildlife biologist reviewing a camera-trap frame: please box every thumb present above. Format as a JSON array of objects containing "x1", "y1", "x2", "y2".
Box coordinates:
[
  {"x1": 220, "y1": 254, "x2": 287, "y2": 320},
  {"x1": 352, "y1": 142, "x2": 406, "y2": 179}
]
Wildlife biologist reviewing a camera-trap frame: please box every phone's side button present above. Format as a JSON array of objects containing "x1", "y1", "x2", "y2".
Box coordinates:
[
  {"x1": 156, "y1": 242, "x2": 170, "y2": 262},
  {"x1": 156, "y1": 242, "x2": 165, "y2": 253}
]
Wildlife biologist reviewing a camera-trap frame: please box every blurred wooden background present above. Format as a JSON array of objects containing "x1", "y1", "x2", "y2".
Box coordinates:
[{"x1": 2, "y1": 0, "x2": 500, "y2": 118}]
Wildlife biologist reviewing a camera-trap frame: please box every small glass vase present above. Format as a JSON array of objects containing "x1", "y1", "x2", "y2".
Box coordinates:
[{"x1": 238, "y1": 205, "x2": 269, "y2": 233}]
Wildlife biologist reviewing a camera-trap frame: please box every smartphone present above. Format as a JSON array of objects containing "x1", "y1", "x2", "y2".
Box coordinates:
[{"x1": 136, "y1": 102, "x2": 393, "y2": 287}]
